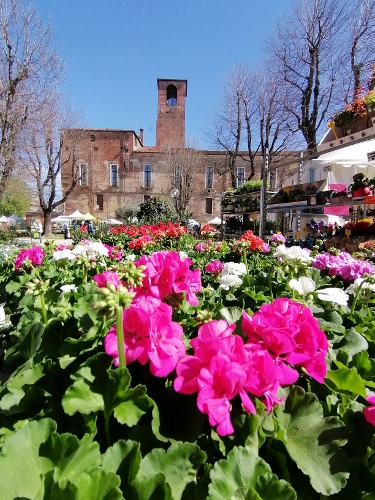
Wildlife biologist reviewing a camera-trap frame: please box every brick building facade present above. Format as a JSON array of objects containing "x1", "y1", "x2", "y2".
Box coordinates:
[{"x1": 61, "y1": 78, "x2": 267, "y2": 223}]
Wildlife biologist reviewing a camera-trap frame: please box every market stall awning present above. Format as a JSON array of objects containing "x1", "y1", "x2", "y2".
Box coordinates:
[
  {"x1": 65, "y1": 210, "x2": 86, "y2": 219},
  {"x1": 84, "y1": 212, "x2": 95, "y2": 220},
  {"x1": 208, "y1": 217, "x2": 225, "y2": 225}
]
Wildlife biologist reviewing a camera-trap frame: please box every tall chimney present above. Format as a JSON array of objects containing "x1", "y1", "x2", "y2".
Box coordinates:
[{"x1": 140, "y1": 128, "x2": 144, "y2": 144}]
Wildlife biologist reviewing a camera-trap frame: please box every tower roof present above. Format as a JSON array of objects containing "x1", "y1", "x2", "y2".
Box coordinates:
[{"x1": 157, "y1": 78, "x2": 187, "y2": 96}]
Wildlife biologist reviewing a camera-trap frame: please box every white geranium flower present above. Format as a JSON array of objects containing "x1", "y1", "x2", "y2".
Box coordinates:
[
  {"x1": 124, "y1": 254, "x2": 136, "y2": 262},
  {"x1": 52, "y1": 249, "x2": 76, "y2": 261},
  {"x1": 274, "y1": 245, "x2": 313, "y2": 263},
  {"x1": 222, "y1": 262, "x2": 247, "y2": 276},
  {"x1": 87, "y1": 242, "x2": 109, "y2": 256},
  {"x1": 60, "y1": 284, "x2": 78, "y2": 293},
  {"x1": 289, "y1": 276, "x2": 316, "y2": 296},
  {"x1": 219, "y1": 274, "x2": 243, "y2": 290},
  {"x1": 72, "y1": 245, "x2": 87, "y2": 256},
  {"x1": 273, "y1": 244, "x2": 289, "y2": 258},
  {"x1": 345, "y1": 278, "x2": 375, "y2": 294},
  {"x1": 179, "y1": 251, "x2": 189, "y2": 261},
  {"x1": 317, "y1": 288, "x2": 349, "y2": 306},
  {"x1": 0, "y1": 303, "x2": 6, "y2": 324}
]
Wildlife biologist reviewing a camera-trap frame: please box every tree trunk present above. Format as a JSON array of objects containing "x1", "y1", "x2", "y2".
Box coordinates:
[{"x1": 43, "y1": 211, "x2": 52, "y2": 237}]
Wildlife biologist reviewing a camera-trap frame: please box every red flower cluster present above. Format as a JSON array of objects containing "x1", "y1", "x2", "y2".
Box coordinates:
[
  {"x1": 128, "y1": 235, "x2": 156, "y2": 251},
  {"x1": 200, "y1": 224, "x2": 215, "y2": 237},
  {"x1": 233, "y1": 230, "x2": 269, "y2": 253},
  {"x1": 109, "y1": 222, "x2": 187, "y2": 239}
]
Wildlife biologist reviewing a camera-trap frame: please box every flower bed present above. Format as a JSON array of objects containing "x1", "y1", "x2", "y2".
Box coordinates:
[{"x1": 0, "y1": 231, "x2": 375, "y2": 498}]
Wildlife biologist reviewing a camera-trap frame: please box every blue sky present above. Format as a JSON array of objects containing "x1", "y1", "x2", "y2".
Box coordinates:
[{"x1": 34, "y1": 0, "x2": 293, "y2": 148}]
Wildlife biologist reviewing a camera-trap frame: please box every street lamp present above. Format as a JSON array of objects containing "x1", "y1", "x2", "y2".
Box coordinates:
[{"x1": 170, "y1": 187, "x2": 179, "y2": 210}]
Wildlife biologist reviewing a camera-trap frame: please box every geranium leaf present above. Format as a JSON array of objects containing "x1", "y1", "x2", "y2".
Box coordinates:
[
  {"x1": 138, "y1": 442, "x2": 207, "y2": 500},
  {"x1": 333, "y1": 328, "x2": 368, "y2": 362},
  {"x1": 275, "y1": 386, "x2": 349, "y2": 496},
  {"x1": 17, "y1": 322, "x2": 44, "y2": 361},
  {"x1": 0, "y1": 363, "x2": 45, "y2": 413},
  {"x1": 114, "y1": 385, "x2": 154, "y2": 426},
  {"x1": 207, "y1": 446, "x2": 296, "y2": 500},
  {"x1": 62, "y1": 377, "x2": 104, "y2": 415},
  {"x1": 0, "y1": 418, "x2": 55, "y2": 499},
  {"x1": 39, "y1": 432, "x2": 100, "y2": 488},
  {"x1": 220, "y1": 306, "x2": 243, "y2": 324},
  {"x1": 128, "y1": 473, "x2": 173, "y2": 500},
  {"x1": 326, "y1": 363, "x2": 367, "y2": 397},
  {"x1": 101, "y1": 439, "x2": 141, "y2": 496},
  {"x1": 49, "y1": 469, "x2": 122, "y2": 499}
]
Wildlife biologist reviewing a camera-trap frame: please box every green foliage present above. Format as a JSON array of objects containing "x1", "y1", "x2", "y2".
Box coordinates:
[
  {"x1": 208, "y1": 446, "x2": 296, "y2": 499},
  {"x1": 137, "y1": 196, "x2": 179, "y2": 224},
  {"x1": 0, "y1": 176, "x2": 32, "y2": 217},
  {"x1": 275, "y1": 386, "x2": 349, "y2": 496},
  {"x1": 115, "y1": 202, "x2": 139, "y2": 224},
  {"x1": 1, "y1": 233, "x2": 375, "y2": 497}
]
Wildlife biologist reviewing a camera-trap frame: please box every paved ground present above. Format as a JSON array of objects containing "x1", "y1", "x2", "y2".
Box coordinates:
[{"x1": 16, "y1": 237, "x2": 74, "y2": 247}]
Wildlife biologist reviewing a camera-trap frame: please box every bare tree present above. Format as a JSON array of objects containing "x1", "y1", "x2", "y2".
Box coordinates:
[
  {"x1": 0, "y1": 0, "x2": 63, "y2": 198},
  {"x1": 270, "y1": 0, "x2": 351, "y2": 152},
  {"x1": 346, "y1": 0, "x2": 375, "y2": 99},
  {"x1": 208, "y1": 66, "x2": 248, "y2": 188},
  {"x1": 21, "y1": 95, "x2": 87, "y2": 235},
  {"x1": 163, "y1": 138, "x2": 203, "y2": 219},
  {"x1": 208, "y1": 63, "x2": 297, "y2": 187}
]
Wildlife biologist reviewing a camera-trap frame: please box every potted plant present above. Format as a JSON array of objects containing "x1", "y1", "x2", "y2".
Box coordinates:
[{"x1": 348, "y1": 173, "x2": 375, "y2": 197}]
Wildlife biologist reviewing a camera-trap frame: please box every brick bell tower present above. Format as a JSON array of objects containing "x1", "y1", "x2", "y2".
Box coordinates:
[{"x1": 156, "y1": 78, "x2": 187, "y2": 149}]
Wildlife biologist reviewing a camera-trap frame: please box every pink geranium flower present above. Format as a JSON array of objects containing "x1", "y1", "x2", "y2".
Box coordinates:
[
  {"x1": 93, "y1": 271, "x2": 122, "y2": 289},
  {"x1": 14, "y1": 246, "x2": 45, "y2": 271},
  {"x1": 135, "y1": 250, "x2": 202, "y2": 306},
  {"x1": 104, "y1": 297, "x2": 185, "y2": 377},
  {"x1": 205, "y1": 260, "x2": 224, "y2": 275},
  {"x1": 364, "y1": 395, "x2": 375, "y2": 426},
  {"x1": 242, "y1": 297, "x2": 328, "y2": 383}
]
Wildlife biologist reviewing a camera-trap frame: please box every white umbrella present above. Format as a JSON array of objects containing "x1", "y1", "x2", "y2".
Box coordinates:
[{"x1": 208, "y1": 217, "x2": 224, "y2": 225}]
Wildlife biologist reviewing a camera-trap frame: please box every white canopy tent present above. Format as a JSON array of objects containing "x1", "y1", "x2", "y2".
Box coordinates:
[
  {"x1": 309, "y1": 140, "x2": 375, "y2": 186},
  {"x1": 51, "y1": 215, "x2": 71, "y2": 223},
  {"x1": 208, "y1": 217, "x2": 225, "y2": 225},
  {"x1": 65, "y1": 210, "x2": 86, "y2": 219}
]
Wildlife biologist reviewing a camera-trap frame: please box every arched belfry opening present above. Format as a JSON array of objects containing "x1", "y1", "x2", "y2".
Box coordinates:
[
  {"x1": 156, "y1": 78, "x2": 187, "y2": 149},
  {"x1": 166, "y1": 85, "x2": 177, "y2": 106}
]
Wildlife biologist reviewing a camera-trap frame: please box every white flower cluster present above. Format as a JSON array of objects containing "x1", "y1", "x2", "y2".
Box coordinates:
[
  {"x1": 289, "y1": 276, "x2": 349, "y2": 306},
  {"x1": 274, "y1": 245, "x2": 314, "y2": 264},
  {"x1": 218, "y1": 262, "x2": 247, "y2": 290},
  {"x1": 53, "y1": 242, "x2": 109, "y2": 262}
]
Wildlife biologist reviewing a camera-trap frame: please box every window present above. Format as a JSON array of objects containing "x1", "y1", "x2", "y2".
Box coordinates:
[
  {"x1": 144, "y1": 165, "x2": 152, "y2": 187},
  {"x1": 80, "y1": 164, "x2": 88, "y2": 185},
  {"x1": 237, "y1": 167, "x2": 245, "y2": 187},
  {"x1": 144, "y1": 195, "x2": 151, "y2": 202},
  {"x1": 206, "y1": 166, "x2": 213, "y2": 188},
  {"x1": 205, "y1": 198, "x2": 213, "y2": 214},
  {"x1": 96, "y1": 194, "x2": 103, "y2": 211},
  {"x1": 166, "y1": 84, "x2": 177, "y2": 106},
  {"x1": 368, "y1": 151, "x2": 375, "y2": 162},
  {"x1": 310, "y1": 168, "x2": 315, "y2": 182},
  {"x1": 110, "y1": 164, "x2": 118, "y2": 186}
]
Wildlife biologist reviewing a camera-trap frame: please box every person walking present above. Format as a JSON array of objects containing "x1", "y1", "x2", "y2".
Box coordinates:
[
  {"x1": 63, "y1": 221, "x2": 69, "y2": 240},
  {"x1": 87, "y1": 220, "x2": 94, "y2": 237},
  {"x1": 73, "y1": 219, "x2": 77, "y2": 230},
  {"x1": 33, "y1": 219, "x2": 43, "y2": 244}
]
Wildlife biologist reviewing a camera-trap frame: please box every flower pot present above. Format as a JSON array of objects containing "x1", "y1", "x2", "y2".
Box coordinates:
[{"x1": 352, "y1": 187, "x2": 370, "y2": 197}]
